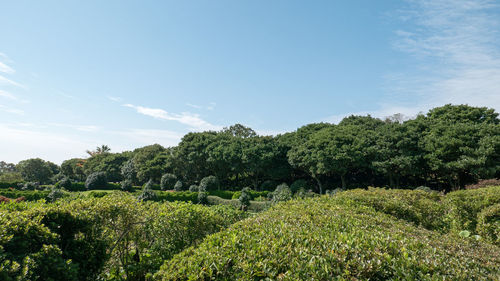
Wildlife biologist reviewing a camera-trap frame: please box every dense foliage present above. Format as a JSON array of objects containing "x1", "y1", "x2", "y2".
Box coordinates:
[
  {"x1": 0, "y1": 193, "x2": 246, "y2": 280},
  {"x1": 155, "y1": 187, "x2": 500, "y2": 280},
  {"x1": 3, "y1": 105, "x2": 499, "y2": 193}
]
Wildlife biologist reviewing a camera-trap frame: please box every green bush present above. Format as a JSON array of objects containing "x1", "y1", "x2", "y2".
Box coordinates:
[
  {"x1": 85, "y1": 172, "x2": 107, "y2": 190},
  {"x1": 272, "y1": 183, "x2": 292, "y2": 203},
  {"x1": 0, "y1": 189, "x2": 50, "y2": 201},
  {"x1": 150, "y1": 191, "x2": 199, "y2": 203},
  {"x1": 21, "y1": 181, "x2": 40, "y2": 191},
  {"x1": 174, "y1": 180, "x2": 183, "y2": 191},
  {"x1": 231, "y1": 190, "x2": 270, "y2": 200},
  {"x1": 444, "y1": 186, "x2": 500, "y2": 234},
  {"x1": 188, "y1": 185, "x2": 199, "y2": 192},
  {"x1": 476, "y1": 203, "x2": 500, "y2": 246},
  {"x1": 154, "y1": 197, "x2": 500, "y2": 280},
  {"x1": 47, "y1": 187, "x2": 67, "y2": 202},
  {"x1": 55, "y1": 177, "x2": 72, "y2": 189},
  {"x1": 199, "y1": 176, "x2": 219, "y2": 191},
  {"x1": 160, "y1": 173, "x2": 177, "y2": 191},
  {"x1": 138, "y1": 180, "x2": 156, "y2": 201},
  {"x1": 238, "y1": 187, "x2": 251, "y2": 211},
  {"x1": 290, "y1": 179, "x2": 313, "y2": 193},
  {"x1": 0, "y1": 193, "x2": 247, "y2": 280},
  {"x1": 0, "y1": 182, "x2": 22, "y2": 189},
  {"x1": 334, "y1": 187, "x2": 447, "y2": 231},
  {"x1": 198, "y1": 191, "x2": 208, "y2": 205},
  {"x1": 120, "y1": 179, "x2": 134, "y2": 192},
  {"x1": 208, "y1": 190, "x2": 234, "y2": 199}
]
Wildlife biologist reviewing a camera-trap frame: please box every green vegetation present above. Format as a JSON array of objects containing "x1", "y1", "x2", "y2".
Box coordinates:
[
  {"x1": 0, "y1": 193, "x2": 246, "y2": 280},
  {"x1": 155, "y1": 187, "x2": 500, "y2": 280}
]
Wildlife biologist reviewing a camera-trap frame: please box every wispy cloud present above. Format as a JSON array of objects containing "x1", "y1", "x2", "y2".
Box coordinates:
[
  {"x1": 186, "y1": 102, "x2": 217, "y2": 111},
  {"x1": 0, "y1": 61, "x2": 14, "y2": 74},
  {"x1": 0, "y1": 104, "x2": 24, "y2": 115},
  {"x1": 107, "y1": 96, "x2": 122, "y2": 102},
  {"x1": 0, "y1": 75, "x2": 25, "y2": 89},
  {"x1": 385, "y1": 0, "x2": 500, "y2": 113},
  {"x1": 123, "y1": 103, "x2": 222, "y2": 131},
  {"x1": 0, "y1": 90, "x2": 17, "y2": 100}
]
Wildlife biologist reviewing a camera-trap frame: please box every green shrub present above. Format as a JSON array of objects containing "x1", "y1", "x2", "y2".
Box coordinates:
[
  {"x1": 208, "y1": 190, "x2": 234, "y2": 199},
  {"x1": 334, "y1": 188, "x2": 447, "y2": 231},
  {"x1": 85, "y1": 172, "x2": 107, "y2": 190},
  {"x1": 259, "y1": 180, "x2": 277, "y2": 191},
  {"x1": 290, "y1": 179, "x2": 313, "y2": 193},
  {"x1": 198, "y1": 191, "x2": 208, "y2": 205},
  {"x1": 154, "y1": 191, "x2": 198, "y2": 203},
  {"x1": 55, "y1": 177, "x2": 72, "y2": 189},
  {"x1": 120, "y1": 179, "x2": 134, "y2": 192},
  {"x1": 0, "y1": 182, "x2": 22, "y2": 189},
  {"x1": 174, "y1": 180, "x2": 183, "y2": 191},
  {"x1": 444, "y1": 186, "x2": 500, "y2": 234},
  {"x1": 160, "y1": 173, "x2": 177, "y2": 191},
  {"x1": 86, "y1": 191, "x2": 109, "y2": 198},
  {"x1": 238, "y1": 187, "x2": 251, "y2": 211},
  {"x1": 188, "y1": 185, "x2": 199, "y2": 192},
  {"x1": 47, "y1": 187, "x2": 67, "y2": 202},
  {"x1": 476, "y1": 203, "x2": 500, "y2": 246},
  {"x1": 272, "y1": 183, "x2": 292, "y2": 203},
  {"x1": 199, "y1": 176, "x2": 219, "y2": 191},
  {"x1": 0, "y1": 189, "x2": 50, "y2": 201},
  {"x1": 154, "y1": 197, "x2": 500, "y2": 280},
  {"x1": 21, "y1": 181, "x2": 40, "y2": 191},
  {"x1": 138, "y1": 180, "x2": 156, "y2": 201},
  {"x1": 0, "y1": 194, "x2": 247, "y2": 280},
  {"x1": 231, "y1": 190, "x2": 270, "y2": 200}
]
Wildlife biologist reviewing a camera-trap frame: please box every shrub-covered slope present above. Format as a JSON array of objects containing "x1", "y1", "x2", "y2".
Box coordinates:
[
  {"x1": 155, "y1": 189, "x2": 500, "y2": 280},
  {"x1": 0, "y1": 193, "x2": 246, "y2": 281}
]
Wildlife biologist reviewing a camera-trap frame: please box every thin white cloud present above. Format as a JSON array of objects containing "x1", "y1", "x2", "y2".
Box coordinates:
[
  {"x1": 123, "y1": 103, "x2": 222, "y2": 131},
  {"x1": 0, "y1": 75, "x2": 26, "y2": 89},
  {"x1": 48, "y1": 123, "x2": 102, "y2": 132},
  {"x1": 0, "y1": 61, "x2": 14, "y2": 74},
  {"x1": 0, "y1": 90, "x2": 17, "y2": 100},
  {"x1": 186, "y1": 102, "x2": 217, "y2": 111},
  {"x1": 384, "y1": 0, "x2": 500, "y2": 113},
  {"x1": 107, "y1": 96, "x2": 122, "y2": 102},
  {"x1": 0, "y1": 104, "x2": 24, "y2": 115}
]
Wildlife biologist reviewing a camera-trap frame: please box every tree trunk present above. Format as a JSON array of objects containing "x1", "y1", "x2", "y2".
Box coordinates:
[
  {"x1": 389, "y1": 173, "x2": 394, "y2": 188},
  {"x1": 313, "y1": 175, "x2": 323, "y2": 194},
  {"x1": 341, "y1": 174, "x2": 347, "y2": 189}
]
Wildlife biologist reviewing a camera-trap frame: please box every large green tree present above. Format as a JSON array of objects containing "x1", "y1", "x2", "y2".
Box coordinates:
[{"x1": 16, "y1": 158, "x2": 58, "y2": 184}]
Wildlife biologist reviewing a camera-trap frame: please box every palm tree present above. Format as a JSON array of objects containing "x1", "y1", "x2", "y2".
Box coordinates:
[{"x1": 86, "y1": 145, "x2": 111, "y2": 156}]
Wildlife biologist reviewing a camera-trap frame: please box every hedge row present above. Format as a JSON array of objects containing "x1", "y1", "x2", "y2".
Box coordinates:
[
  {"x1": 155, "y1": 196, "x2": 500, "y2": 280},
  {"x1": 334, "y1": 186, "x2": 500, "y2": 244},
  {"x1": 0, "y1": 194, "x2": 247, "y2": 281},
  {"x1": 0, "y1": 189, "x2": 50, "y2": 201}
]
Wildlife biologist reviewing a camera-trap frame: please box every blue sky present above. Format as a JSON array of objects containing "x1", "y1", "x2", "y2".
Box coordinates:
[{"x1": 1, "y1": 0, "x2": 500, "y2": 163}]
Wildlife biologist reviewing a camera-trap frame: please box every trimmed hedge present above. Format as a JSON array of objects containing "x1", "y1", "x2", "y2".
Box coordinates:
[
  {"x1": 0, "y1": 193, "x2": 247, "y2": 280},
  {"x1": 0, "y1": 189, "x2": 50, "y2": 201},
  {"x1": 0, "y1": 182, "x2": 23, "y2": 189},
  {"x1": 231, "y1": 190, "x2": 271, "y2": 200},
  {"x1": 155, "y1": 196, "x2": 500, "y2": 280}
]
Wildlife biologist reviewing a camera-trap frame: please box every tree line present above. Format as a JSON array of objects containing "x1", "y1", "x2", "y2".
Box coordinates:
[{"x1": 1, "y1": 104, "x2": 498, "y2": 192}]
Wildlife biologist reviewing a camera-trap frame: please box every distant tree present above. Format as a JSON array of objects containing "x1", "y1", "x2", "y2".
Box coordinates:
[
  {"x1": 137, "y1": 180, "x2": 156, "y2": 201},
  {"x1": 121, "y1": 179, "x2": 134, "y2": 192},
  {"x1": 0, "y1": 161, "x2": 16, "y2": 174},
  {"x1": 61, "y1": 158, "x2": 86, "y2": 181},
  {"x1": 83, "y1": 153, "x2": 129, "y2": 182},
  {"x1": 86, "y1": 145, "x2": 111, "y2": 156},
  {"x1": 272, "y1": 183, "x2": 292, "y2": 203},
  {"x1": 160, "y1": 173, "x2": 177, "y2": 190},
  {"x1": 238, "y1": 187, "x2": 251, "y2": 211},
  {"x1": 16, "y1": 158, "x2": 56, "y2": 184},
  {"x1": 121, "y1": 159, "x2": 137, "y2": 183},
  {"x1": 131, "y1": 144, "x2": 167, "y2": 183},
  {"x1": 222, "y1": 124, "x2": 257, "y2": 138},
  {"x1": 85, "y1": 172, "x2": 107, "y2": 190},
  {"x1": 199, "y1": 176, "x2": 219, "y2": 191},
  {"x1": 174, "y1": 180, "x2": 183, "y2": 191}
]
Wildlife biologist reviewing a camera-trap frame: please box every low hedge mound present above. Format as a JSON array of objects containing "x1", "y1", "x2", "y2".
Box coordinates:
[{"x1": 155, "y1": 196, "x2": 500, "y2": 280}]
